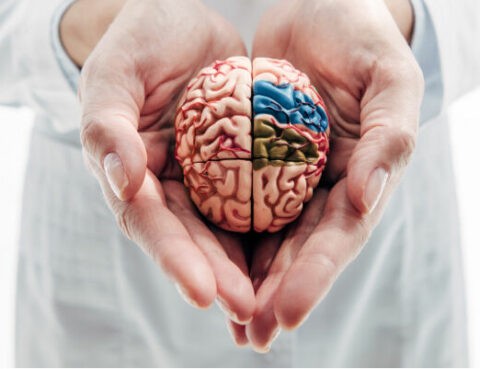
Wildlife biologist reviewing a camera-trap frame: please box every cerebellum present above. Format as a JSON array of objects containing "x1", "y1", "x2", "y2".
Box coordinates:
[{"x1": 174, "y1": 56, "x2": 330, "y2": 233}]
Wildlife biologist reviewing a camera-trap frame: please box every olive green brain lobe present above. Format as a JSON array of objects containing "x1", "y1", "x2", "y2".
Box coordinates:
[{"x1": 174, "y1": 57, "x2": 329, "y2": 233}]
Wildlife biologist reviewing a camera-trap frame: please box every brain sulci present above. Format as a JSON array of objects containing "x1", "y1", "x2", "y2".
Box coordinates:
[{"x1": 174, "y1": 57, "x2": 330, "y2": 233}]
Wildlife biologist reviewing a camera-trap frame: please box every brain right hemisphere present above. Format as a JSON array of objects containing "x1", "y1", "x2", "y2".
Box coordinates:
[{"x1": 175, "y1": 57, "x2": 330, "y2": 233}]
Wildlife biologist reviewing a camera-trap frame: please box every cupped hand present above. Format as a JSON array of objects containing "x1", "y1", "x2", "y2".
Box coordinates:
[
  {"x1": 230, "y1": 0, "x2": 424, "y2": 351},
  {"x1": 77, "y1": 0, "x2": 255, "y2": 322}
]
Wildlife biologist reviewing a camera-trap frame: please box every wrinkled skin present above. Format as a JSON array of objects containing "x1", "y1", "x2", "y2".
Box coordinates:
[
  {"x1": 226, "y1": 0, "x2": 424, "y2": 352},
  {"x1": 79, "y1": 0, "x2": 256, "y2": 323}
]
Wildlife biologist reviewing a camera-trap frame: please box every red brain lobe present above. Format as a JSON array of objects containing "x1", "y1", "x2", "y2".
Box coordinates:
[{"x1": 174, "y1": 57, "x2": 330, "y2": 233}]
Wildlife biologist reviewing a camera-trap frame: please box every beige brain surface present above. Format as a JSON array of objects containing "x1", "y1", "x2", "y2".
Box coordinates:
[{"x1": 175, "y1": 56, "x2": 330, "y2": 233}]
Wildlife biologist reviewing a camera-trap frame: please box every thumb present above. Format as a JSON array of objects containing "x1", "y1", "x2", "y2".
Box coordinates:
[
  {"x1": 347, "y1": 60, "x2": 424, "y2": 214},
  {"x1": 79, "y1": 60, "x2": 147, "y2": 201},
  {"x1": 346, "y1": 124, "x2": 416, "y2": 214}
]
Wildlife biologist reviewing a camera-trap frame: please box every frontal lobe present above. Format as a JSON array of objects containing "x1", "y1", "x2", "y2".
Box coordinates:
[{"x1": 252, "y1": 58, "x2": 330, "y2": 232}]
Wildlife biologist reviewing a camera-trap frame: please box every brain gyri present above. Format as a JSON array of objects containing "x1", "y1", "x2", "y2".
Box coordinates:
[{"x1": 175, "y1": 57, "x2": 330, "y2": 233}]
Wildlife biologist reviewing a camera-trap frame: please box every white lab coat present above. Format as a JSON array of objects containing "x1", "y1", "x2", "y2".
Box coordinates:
[{"x1": 1, "y1": 0, "x2": 479, "y2": 366}]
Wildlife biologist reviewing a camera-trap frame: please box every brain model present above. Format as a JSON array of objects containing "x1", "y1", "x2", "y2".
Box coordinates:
[{"x1": 175, "y1": 57, "x2": 329, "y2": 233}]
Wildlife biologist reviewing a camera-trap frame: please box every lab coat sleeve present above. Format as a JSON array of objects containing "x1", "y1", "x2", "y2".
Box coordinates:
[
  {"x1": 423, "y1": 0, "x2": 480, "y2": 107},
  {"x1": 50, "y1": 0, "x2": 80, "y2": 93},
  {"x1": 0, "y1": 0, "x2": 29, "y2": 107},
  {"x1": 410, "y1": 0, "x2": 443, "y2": 123},
  {"x1": 0, "y1": 0, "x2": 80, "y2": 130}
]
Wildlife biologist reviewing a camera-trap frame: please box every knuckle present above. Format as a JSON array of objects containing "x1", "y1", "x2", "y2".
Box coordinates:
[
  {"x1": 301, "y1": 251, "x2": 338, "y2": 281},
  {"x1": 399, "y1": 59, "x2": 425, "y2": 95},
  {"x1": 80, "y1": 118, "x2": 106, "y2": 160},
  {"x1": 392, "y1": 127, "x2": 417, "y2": 161},
  {"x1": 354, "y1": 215, "x2": 372, "y2": 248},
  {"x1": 114, "y1": 204, "x2": 134, "y2": 241},
  {"x1": 80, "y1": 118, "x2": 96, "y2": 148},
  {"x1": 371, "y1": 58, "x2": 397, "y2": 86},
  {"x1": 341, "y1": 208, "x2": 372, "y2": 252},
  {"x1": 400, "y1": 59, "x2": 425, "y2": 91},
  {"x1": 373, "y1": 125, "x2": 417, "y2": 168},
  {"x1": 372, "y1": 55, "x2": 424, "y2": 92},
  {"x1": 315, "y1": 253, "x2": 337, "y2": 278}
]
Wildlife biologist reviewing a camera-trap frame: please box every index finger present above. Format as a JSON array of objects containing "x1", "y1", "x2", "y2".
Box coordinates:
[
  {"x1": 97, "y1": 166, "x2": 217, "y2": 308},
  {"x1": 272, "y1": 179, "x2": 385, "y2": 329}
]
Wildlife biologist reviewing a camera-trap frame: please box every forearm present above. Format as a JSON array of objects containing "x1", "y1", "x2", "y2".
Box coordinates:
[
  {"x1": 61, "y1": 0, "x2": 414, "y2": 69},
  {"x1": 60, "y1": 0, "x2": 126, "y2": 67},
  {"x1": 384, "y1": 0, "x2": 414, "y2": 43}
]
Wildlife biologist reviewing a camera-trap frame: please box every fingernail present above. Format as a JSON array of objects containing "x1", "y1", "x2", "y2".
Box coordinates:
[
  {"x1": 104, "y1": 152, "x2": 128, "y2": 200},
  {"x1": 225, "y1": 320, "x2": 248, "y2": 347},
  {"x1": 364, "y1": 167, "x2": 389, "y2": 213},
  {"x1": 216, "y1": 298, "x2": 248, "y2": 324},
  {"x1": 253, "y1": 344, "x2": 271, "y2": 354},
  {"x1": 175, "y1": 283, "x2": 200, "y2": 308},
  {"x1": 252, "y1": 328, "x2": 280, "y2": 354},
  {"x1": 225, "y1": 321, "x2": 238, "y2": 345},
  {"x1": 270, "y1": 327, "x2": 281, "y2": 343}
]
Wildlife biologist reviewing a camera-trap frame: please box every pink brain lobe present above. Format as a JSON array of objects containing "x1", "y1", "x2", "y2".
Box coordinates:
[{"x1": 175, "y1": 56, "x2": 330, "y2": 233}]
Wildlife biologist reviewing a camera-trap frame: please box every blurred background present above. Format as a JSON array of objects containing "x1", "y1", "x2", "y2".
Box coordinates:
[{"x1": 0, "y1": 89, "x2": 479, "y2": 367}]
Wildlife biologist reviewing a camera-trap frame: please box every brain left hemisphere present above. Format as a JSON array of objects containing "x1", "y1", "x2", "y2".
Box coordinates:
[{"x1": 253, "y1": 80, "x2": 328, "y2": 133}]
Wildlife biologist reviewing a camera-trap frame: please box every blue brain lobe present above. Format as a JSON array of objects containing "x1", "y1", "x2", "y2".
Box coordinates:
[{"x1": 253, "y1": 80, "x2": 328, "y2": 133}]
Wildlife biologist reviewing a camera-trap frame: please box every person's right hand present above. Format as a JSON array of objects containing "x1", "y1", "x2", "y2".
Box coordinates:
[{"x1": 72, "y1": 0, "x2": 255, "y2": 323}]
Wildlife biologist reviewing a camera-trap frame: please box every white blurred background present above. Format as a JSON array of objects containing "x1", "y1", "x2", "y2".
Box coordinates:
[{"x1": 0, "y1": 89, "x2": 479, "y2": 367}]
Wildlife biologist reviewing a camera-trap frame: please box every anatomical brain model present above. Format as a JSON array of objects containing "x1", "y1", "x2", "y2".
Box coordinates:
[{"x1": 175, "y1": 57, "x2": 329, "y2": 233}]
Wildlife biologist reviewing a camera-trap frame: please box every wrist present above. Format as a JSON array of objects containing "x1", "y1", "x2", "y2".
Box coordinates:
[
  {"x1": 60, "y1": 0, "x2": 127, "y2": 67},
  {"x1": 384, "y1": 0, "x2": 414, "y2": 43}
]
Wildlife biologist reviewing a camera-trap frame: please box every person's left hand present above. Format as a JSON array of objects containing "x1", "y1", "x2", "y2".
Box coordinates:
[{"x1": 226, "y1": 0, "x2": 424, "y2": 351}]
